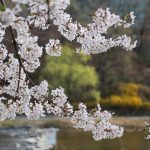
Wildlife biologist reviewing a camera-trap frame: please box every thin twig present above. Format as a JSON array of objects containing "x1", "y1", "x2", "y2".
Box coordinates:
[{"x1": 46, "y1": 0, "x2": 51, "y2": 24}]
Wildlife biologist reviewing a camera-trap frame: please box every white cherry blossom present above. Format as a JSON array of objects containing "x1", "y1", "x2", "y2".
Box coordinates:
[{"x1": 45, "y1": 39, "x2": 62, "y2": 56}]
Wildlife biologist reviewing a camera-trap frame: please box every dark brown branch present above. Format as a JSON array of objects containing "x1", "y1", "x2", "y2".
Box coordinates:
[
  {"x1": 9, "y1": 26, "x2": 22, "y2": 92},
  {"x1": 9, "y1": 26, "x2": 36, "y2": 89}
]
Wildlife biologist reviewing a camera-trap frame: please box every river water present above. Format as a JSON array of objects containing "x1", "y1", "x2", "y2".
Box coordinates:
[{"x1": 0, "y1": 127, "x2": 149, "y2": 150}]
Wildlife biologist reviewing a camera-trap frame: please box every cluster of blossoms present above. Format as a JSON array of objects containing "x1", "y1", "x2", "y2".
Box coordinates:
[
  {"x1": 0, "y1": 0, "x2": 144, "y2": 141},
  {"x1": 71, "y1": 103, "x2": 123, "y2": 140},
  {"x1": 45, "y1": 39, "x2": 62, "y2": 56},
  {"x1": 50, "y1": 2, "x2": 137, "y2": 54}
]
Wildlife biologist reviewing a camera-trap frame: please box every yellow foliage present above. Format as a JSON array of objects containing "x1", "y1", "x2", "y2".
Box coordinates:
[
  {"x1": 142, "y1": 102, "x2": 150, "y2": 108},
  {"x1": 109, "y1": 95, "x2": 122, "y2": 105},
  {"x1": 119, "y1": 83, "x2": 141, "y2": 96},
  {"x1": 104, "y1": 83, "x2": 143, "y2": 108}
]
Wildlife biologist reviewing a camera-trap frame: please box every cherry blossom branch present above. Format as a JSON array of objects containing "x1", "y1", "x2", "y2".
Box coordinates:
[{"x1": 0, "y1": 0, "x2": 140, "y2": 141}]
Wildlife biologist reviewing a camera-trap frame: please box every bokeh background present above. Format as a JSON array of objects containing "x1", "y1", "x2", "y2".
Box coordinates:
[{"x1": 31, "y1": 0, "x2": 150, "y2": 116}]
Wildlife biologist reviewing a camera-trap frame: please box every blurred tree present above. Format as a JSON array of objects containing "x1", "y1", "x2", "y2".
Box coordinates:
[
  {"x1": 38, "y1": 44, "x2": 100, "y2": 102},
  {"x1": 104, "y1": 83, "x2": 143, "y2": 108},
  {"x1": 92, "y1": 49, "x2": 139, "y2": 97}
]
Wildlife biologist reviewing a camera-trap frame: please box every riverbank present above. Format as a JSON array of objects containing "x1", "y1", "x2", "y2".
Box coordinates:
[{"x1": 0, "y1": 117, "x2": 150, "y2": 131}]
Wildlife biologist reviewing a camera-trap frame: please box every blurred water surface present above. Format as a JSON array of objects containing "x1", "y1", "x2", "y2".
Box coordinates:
[{"x1": 0, "y1": 127, "x2": 150, "y2": 150}]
